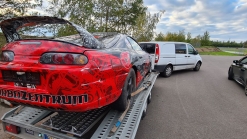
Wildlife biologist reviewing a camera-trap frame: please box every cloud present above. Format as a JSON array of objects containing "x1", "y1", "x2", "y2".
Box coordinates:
[{"x1": 144, "y1": 0, "x2": 247, "y2": 42}]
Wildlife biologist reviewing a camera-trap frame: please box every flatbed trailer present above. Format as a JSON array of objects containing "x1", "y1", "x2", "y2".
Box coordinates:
[{"x1": 1, "y1": 72, "x2": 159, "y2": 139}]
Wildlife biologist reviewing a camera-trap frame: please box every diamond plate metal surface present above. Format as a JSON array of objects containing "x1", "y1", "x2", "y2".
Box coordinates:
[
  {"x1": 41, "y1": 106, "x2": 109, "y2": 137},
  {"x1": 4, "y1": 107, "x2": 50, "y2": 124}
]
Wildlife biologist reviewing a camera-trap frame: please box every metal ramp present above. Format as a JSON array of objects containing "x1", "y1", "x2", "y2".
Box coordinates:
[{"x1": 91, "y1": 72, "x2": 159, "y2": 139}]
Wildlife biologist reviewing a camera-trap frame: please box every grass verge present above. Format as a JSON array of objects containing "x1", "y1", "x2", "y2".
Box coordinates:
[{"x1": 199, "y1": 51, "x2": 243, "y2": 56}]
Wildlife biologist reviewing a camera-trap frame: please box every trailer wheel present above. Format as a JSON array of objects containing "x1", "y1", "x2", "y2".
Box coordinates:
[
  {"x1": 147, "y1": 92, "x2": 151, "y2": 104},
  {"x1": 141, "y1": 100, "x2": 148, "y2": 120},
  {"x1": 112, "y1": 68, "x2": 136, "y2": 111}
]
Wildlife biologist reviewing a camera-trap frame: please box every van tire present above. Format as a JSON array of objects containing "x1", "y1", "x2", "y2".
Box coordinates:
[
  {"x1": 193, "y1": 62, "x2": 201, "y2": 71},
  {"x1": 162, "y1": 65, "x2": 172, "y2": 77},
  {"x1": 112, "y1": 68, "x2": 136, "y2": 111}
]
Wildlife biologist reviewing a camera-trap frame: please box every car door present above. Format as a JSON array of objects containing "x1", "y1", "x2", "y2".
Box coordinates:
[
  {"x1": 186, "y1": 44, "x2": 197, "y2": 68},
  {"x1": 175, "y1": 43, "x2": 187, "y2": 70}
]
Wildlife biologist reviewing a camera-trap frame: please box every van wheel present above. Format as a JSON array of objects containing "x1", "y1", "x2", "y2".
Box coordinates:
[
  {"x1": 162, "y1": 65, "x2": 172, "y2": 77},
  {"x1": 193, "y1": 62, "x2": 201, "y2": 71},
  {"x1": 112, "y1": 68, "x2": 136, "y2": 111}
]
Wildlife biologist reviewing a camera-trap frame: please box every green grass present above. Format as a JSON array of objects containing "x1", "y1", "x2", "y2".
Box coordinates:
[
  {"x1": 218, "y1": 47, "x2": 247, "y2": 52},
  {"x1": 199, "y1": 51, "x2": 243, "y2": 56},
  {"x1": 200, "y1": 46, "x2": 216, "y2": 48}
]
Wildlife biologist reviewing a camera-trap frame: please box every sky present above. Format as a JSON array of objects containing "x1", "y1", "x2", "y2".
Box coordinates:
[{"x1": 143, "y1": 0, "x2": 247, "y2": 42}]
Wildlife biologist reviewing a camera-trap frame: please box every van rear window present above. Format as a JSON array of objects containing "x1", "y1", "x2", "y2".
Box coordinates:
[{"x1": 139, "y1": 43, "x2": 155, "y2": 54}]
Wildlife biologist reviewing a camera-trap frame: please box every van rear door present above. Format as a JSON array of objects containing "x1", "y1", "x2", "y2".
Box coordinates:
[{"x1": 139, "y1": 43, "x2": 155, "y2": 70}]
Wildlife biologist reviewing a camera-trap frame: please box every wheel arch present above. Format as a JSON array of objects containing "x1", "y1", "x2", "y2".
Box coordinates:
[
  {"x1": 197, "y1": 60, "x2": 202, "y2": 65},
  {"x1": 166, "y1": 63, "x2": 173, "y2": 70}
]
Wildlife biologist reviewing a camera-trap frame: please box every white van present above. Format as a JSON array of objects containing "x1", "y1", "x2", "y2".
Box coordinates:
[{"x1": 139, "y1": 41, "x2": 202, "y2": 77}]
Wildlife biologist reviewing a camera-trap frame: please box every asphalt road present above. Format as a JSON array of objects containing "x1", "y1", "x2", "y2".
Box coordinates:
[
  {"x1": 0, "y1": 55, "x2": 246, "y2": 139},
  {"x1": 136, "y1": 55, "x2": 247, "y2": 139}
]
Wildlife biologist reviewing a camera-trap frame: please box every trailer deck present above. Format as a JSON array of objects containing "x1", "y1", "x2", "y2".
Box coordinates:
[{"x1": 1, "y1": 72, "x2": 159, "y2": 139}]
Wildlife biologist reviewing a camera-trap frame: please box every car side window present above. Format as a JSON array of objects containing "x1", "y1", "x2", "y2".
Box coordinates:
[
  {"x1": 240, "y1": 58, "x2": 247, "y2": 64},
  {"x1": 187, "y1": 44, "x2": 195, "y2": 54},
  {"x1": 127, "y1": 37, "x2": 142, "y2": 51},
  {"x1": 175, "y1": 44, "x2": 186, "y2": 54}
]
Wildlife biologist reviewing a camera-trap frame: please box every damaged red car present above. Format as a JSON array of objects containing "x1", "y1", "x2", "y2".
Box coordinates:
[{"x1": 0, "y1": 16, "x2": 151, "y2": 112}]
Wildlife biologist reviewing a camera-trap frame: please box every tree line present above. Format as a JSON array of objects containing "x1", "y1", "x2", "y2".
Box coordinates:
[
  {"x1": 0, "y1": 0, "x2": 246, "y2": 48},
  {"x1": 0, "y1": 0, "x2": 164, "y2": 46},
  {"x1": 154, "y1": 30, "x2": 247, "y2": 48}
]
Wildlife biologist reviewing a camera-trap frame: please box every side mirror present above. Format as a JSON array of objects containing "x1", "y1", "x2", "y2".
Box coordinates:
[
  {"x1": 194, "y1": 50, "x2": 198, "y2": 55},
  {"x1": 233, "y1": 60, "x2": 238, "y2": 63}
]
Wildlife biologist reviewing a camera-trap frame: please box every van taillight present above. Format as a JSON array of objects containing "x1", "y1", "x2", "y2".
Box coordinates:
[
  {"x1": 5, "y1": 123, "x2": 21, "y2": 134},
  {"x1": 155, "y1": 44, "x2": 160, "y2": 63}
]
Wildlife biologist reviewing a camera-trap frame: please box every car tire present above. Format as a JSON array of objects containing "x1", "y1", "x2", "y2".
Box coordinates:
[
  {"x1": 193, "y1": 62, "x2": 201, "y2": 71},
  {"x1": 162, "y1": 65, "x2": 172, "y2": 77},
  {"x1": 228, "y1": 67, "x2": 234, "y2": 80},
  {"x1": 112, "y1": 68, "x2": 136, "y2": 111}
]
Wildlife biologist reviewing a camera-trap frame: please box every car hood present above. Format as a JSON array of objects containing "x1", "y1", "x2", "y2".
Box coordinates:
[{"x1": 0, "y1": 16, "x2": 104, "y2": 49}]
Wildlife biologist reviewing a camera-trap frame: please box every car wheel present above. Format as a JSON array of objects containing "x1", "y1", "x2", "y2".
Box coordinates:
[
  {"x1": 112, "y1": 68, "x2": 136, "y2": 111},
  {"x1": 193, "y1": 62, "x2": 201, "y2": 71},
  {"x1": 162, "y1": 65, "x2": 172, "y2": 77},
  {"x1": 228, "y1": 67, "x2": 234, "y2": 80}
]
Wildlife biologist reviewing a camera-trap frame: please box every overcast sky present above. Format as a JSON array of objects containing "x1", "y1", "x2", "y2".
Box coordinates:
[{"x1": 143, "y1": 0, "x2": 247, "y2": 42}]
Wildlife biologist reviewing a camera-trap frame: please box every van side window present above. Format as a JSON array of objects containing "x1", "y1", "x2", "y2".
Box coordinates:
[
  {"x1": 175, "y1": 44, "x2": 186, "y2": 54},
  {"x1": 139, "y1": 43, "x2": 155, "y2": 54},
  {"x1": 187, "y1": 44, "x2": 195, "y2": 54}
]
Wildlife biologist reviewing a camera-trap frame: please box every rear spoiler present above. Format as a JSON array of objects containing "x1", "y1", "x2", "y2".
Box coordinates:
[{"x1": 0, "y1": 16, "x2": 104, "y2": 49}]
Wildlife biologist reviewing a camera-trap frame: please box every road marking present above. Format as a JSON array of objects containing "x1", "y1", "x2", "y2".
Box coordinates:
[{"x1": 175, "y1": 75, "x2": 189, "y2": 119}]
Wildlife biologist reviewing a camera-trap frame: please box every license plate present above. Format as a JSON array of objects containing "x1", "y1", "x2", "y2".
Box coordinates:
[{"x1": 25, "y1": 128, "x2": 34, "y2": 135}]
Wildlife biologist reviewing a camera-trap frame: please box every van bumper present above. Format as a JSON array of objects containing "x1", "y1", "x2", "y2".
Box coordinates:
[{"x1": 154, "y1": 65, "x2": 166, "y2": 72}]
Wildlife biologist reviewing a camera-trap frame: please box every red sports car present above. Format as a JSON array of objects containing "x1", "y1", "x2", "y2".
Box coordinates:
[{"x1": 0, "y1": 16, "x2": 151, "y2": 112}]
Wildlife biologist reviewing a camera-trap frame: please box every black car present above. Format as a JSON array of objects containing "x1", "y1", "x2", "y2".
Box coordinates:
[{"x1": 228, "y1": 56, "x2": 247, "y2": 95}]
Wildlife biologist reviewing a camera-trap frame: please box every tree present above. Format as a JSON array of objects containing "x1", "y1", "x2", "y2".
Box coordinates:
[
  {"x1": 155, "y1": 32, "x2": 165, "y2": 41},
  {"x1": 46, "y1": 0, "x2": 149, "y2": 35},
  {"x1": 177, "y1": 30, "x2": 185, "y2": 42},
  {"x1": 0, "y1": 0, "x2": 43, "y2": 22},
  {"x1": 132, "y1": 10, "x2": 164, "y2": 41},
  {"x1": 201, "y1": 31, "x2": 210, "y2": 46},
  {"x1": 163, "y1": 30, "x2": 186, "y2": 42},
  {"x1": 186, "y1": 32, "x2": 191, "y2": 43},
  {"x1": 191, "y1": 35, "x2": 201, "y2": 47}
]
